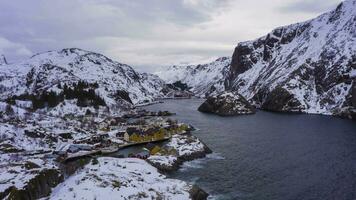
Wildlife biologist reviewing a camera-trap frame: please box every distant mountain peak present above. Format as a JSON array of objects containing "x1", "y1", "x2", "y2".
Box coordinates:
[{"x1": 156, "y1": 57, "x2": 231, "y2": 97}]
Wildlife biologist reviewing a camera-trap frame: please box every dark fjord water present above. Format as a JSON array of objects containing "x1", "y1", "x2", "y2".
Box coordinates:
[{"x1": 145, "y1": 99, "x2": 356, "y2": 200}]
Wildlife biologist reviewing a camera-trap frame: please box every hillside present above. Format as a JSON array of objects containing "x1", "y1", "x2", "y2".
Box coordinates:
[
  {"x1": 0, "y1": 48, "x2": 166, "y2": 116},
  {"x1": 225, "y1": 0, "x2": 355, "y2": 118}
]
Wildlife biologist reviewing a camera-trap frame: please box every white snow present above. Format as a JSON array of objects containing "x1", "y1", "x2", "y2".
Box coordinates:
[
  {"x1": 156, "y1": 57, "x2": 231, "y2": 97},
  {"x1": 147, "y1": 155, "x2": 178, "y2": 168},
  {"x1": 167, "y1": 135, "x2": 205, "y2": 157},
  {"x1": 50, "y1": 157, "x2": 192, "y2": 200},
  {"x1": 351, "y1": 69, "x2": 356, "y2": 78}
]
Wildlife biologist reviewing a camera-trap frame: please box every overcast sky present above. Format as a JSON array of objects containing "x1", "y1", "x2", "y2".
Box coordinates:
[{"x1": 0, "y1": 0, "x2": 341, "y2": 72}]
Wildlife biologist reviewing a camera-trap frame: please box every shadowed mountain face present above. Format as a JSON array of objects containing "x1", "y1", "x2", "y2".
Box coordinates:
[{"x1": 225, "y1": 0, "x2": 356, "y2": 117}]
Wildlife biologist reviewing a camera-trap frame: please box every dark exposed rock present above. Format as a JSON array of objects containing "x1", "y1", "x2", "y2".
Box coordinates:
[
  {"x1": 261, "y1": 87, "x2": 303, "y2": 112},
  {"x1": 1, "y1": 169, "x2": 64, "y2": 200},
  {"x1": 198, "y1": 91, "x2": 256, "y2": 116},
  {"x1": 229, "y1": 44, "x2": 255, "y2": 82},
  {"x1": 189, "y1": 185, "x2": 209, "y2": 200},
  {"x1": 58, "y1": 132, "x2": 73, "y2": 140},
  {"x1": 335, "y1": 107, "x2": 356, "y2": 120},
  {"x1": 0, "y1": 143, "x2": 23, "y2": 153},
  {"x1": 24, "y1": 130, "x2": 45, "y2": 138},
  {"x1": 115, "y1": 90, "x2": 133, "y2": 104},
  {"x1": 352, "y1": 81, "x2": 356, "y2": 107},
  {"x1": 24, "y1": 161, "x2": 41, "y2": 170}
]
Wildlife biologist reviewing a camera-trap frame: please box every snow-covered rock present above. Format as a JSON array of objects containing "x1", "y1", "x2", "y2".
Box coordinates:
[
  {"x1": 147, "y1": 134, "x2": 212, "y2": 172},
  {"x1": 50, "y1": 157, "x2": 201, "y2": 200},
  {"x1": 225, "y1": 0, "x2": 356, "y2": 117},
  {"x1": 168, "y1": 134, "x2": 211, "y2": 159},
  {"x1": 0, "y1": 48, "x2": 166, "y2": 115},
  {"x1": 198, "y1": 91, "x2": 255, "y2": 116},
  {"x1": 147, "y1": 155, "x2": 180, "y2": 172},
  {"x1": 157, "y1": 57, "x2": 231, "y2": 97}
]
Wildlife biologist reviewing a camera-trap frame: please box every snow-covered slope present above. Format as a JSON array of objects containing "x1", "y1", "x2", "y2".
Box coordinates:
[
  {"x1": 157, "y1": 57, "x2": 231, "y2": 97},
  {"x1": 50, "y1": 157, "x2": 194, "y2": 200},
  {"x1": 226, "y1": 0, "x2": 356, "y2": 117},
  {"x1": 0, "y1": 48, "x2": 166, "y2": 114}
]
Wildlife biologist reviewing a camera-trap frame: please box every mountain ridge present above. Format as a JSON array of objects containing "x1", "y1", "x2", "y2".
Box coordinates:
[
  {"x1": 225, "y1": 0, "x2": 355, "y2": 117},
  {"x1": 156, "y1": 0, "x2": 356, "y2": 119},
  {"x1": 0, "y1": 48, "x2": 166, "y2": 116}
]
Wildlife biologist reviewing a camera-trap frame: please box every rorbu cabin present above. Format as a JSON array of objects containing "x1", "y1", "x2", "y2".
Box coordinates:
[
  {"x1": 116, "y1": 131, "x2": 126, "y2": 139},
  {"x1": 124, "y1": 126, "x2": 140, "y2": 142}
]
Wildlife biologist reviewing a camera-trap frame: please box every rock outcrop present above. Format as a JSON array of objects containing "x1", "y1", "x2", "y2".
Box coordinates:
[
  {"x1": 198, "y1": 91, "x2": 255, "y2": 116},
  {"x1": 147, "y1": 134, "x2": 212, "y2": 173},
  {"x1": 0, "y1": 169, "x2": 63, "y2": 200},
  {"x1": 189, "y1": 185, "x2": 209, "y2": 200}
]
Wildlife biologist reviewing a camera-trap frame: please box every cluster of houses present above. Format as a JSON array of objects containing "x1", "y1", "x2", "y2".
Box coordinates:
[
  {"x1": 122, "y1": 109, "x2": 174, "y2": 119},
  {"x1": 120, "y1": 121, "x2": 189, "y2": 143},
  {"x1": 52, "y1": 113, "x2": 191, "y2": 161},
  {"x1": 127, "y1": 143, "x2": 179, "y2": 159}
]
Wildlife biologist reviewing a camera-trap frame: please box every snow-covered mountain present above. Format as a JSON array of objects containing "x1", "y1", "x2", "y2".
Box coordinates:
[
  {"x1": 156, "y1": 57, "x2": 231, "y2": 97},
  {"x1": 0, "y1": 48, "x2": 166, "y2": 115},
  {"x1": 225, "y1": 0, "x2": 356, "y2": 118},
  {"x1": 0, "y1": 55, "x2": 7, "y2": 65}
]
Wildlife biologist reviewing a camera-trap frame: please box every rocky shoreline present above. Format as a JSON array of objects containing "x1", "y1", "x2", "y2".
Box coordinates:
[
  {"x1": 1, "y1": 138, "x2": 211, "y2": 200},
  {"x1": 1, "y1": 169, "x2": 63, "y2": 200},
  {"x1": 147, "y1": 134, "x2": 212, "y2": 172},
  {"x1": 0, "y1": 111, "x2": 211, "y2": 200}
]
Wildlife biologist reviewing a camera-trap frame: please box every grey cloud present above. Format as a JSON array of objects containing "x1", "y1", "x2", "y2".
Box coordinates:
[
  {"x1": 0, "y1": 0, "x2": 229, "y2": 64},
  {"x1": 0, "y1": 0, "x2": 343, "y2": 72},
  {"x1": 278, "y1": 0, "x2": 341, "y2": 13}
]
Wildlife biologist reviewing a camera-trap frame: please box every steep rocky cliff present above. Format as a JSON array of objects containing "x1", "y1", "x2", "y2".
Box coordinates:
[{"x1": 225, "y1": 0, "x2": 356, "y2": 118}]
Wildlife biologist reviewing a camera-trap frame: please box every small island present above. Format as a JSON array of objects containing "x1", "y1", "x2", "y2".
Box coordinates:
[{"x1": 198, "y1": 91, "x2": 256, "y2": 116}]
